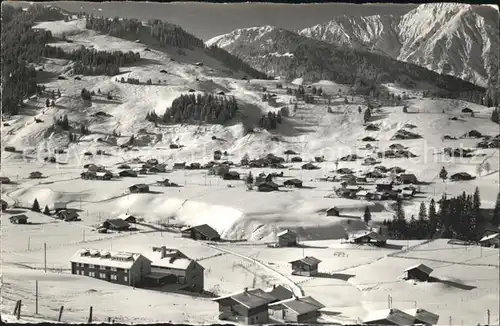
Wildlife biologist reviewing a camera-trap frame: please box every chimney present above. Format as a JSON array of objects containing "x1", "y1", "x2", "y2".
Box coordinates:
[
  {"x1": 273, "y1": 284, "x2": 276, "y2": 289},
  {"x1": 160, "y1": 246, "x2": 167, "y2": 259},
  {"x1": 244, "y1": 287, "x2": 248, "y2": 293}
]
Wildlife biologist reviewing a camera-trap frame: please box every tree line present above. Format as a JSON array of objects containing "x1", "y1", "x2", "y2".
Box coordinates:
[
  {"x1": 146, "y1": 93, "x2": 239, "y2": 125},
  {"x1": 1, "y1": 4, "x2": 63, "y2": 115},
  {"x1": 382, "y1": 188, "x2": 499, "y2": 241}
]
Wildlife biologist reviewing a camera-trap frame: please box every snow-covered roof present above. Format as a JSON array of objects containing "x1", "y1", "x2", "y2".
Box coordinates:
[
  {"x1": 352, "y1": 231, "x2": 386, "y2": 242},
  {"x1": 363, "y1": 308, "x2": 415, "y2": 325},
  {"x1": 356, "y1": 190, "x2": 368, "y2": 196},
  {"x1": 404, "y1": 263, "x2": 433, "y2": 275},
  {"x1": 277, "y1": 229, "x2": 297, "y2": 237},
  {"x1": 404, "y1": 308, "x2": 440, "y2": 325},
  {"x1": 213, "y1": 288, "x2": 276, "y2": 309},
  {"x1": 289, "y1": 256, "x2": 322, "y2": 266},
  {"x1": 69, "y1": 249, "x2": 149, "y2": 269},
  {"x1": 151, "y1": 257, "x2": 193, "y2": 270},
  {"x1": 115, "y1": 213, "x2": 135, "y2": 221},
  {"x1": 269, "y1": 296, "x2": 325, "y2": 315},
  {"x1": 480, "y1": 233, "x2": 499, "y2": 242}
]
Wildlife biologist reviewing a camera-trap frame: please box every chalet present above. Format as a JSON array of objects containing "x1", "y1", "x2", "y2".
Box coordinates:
[
  {"x1": 116, "y1": 213, "x2": 137, "y2": 224},
  {"x1": 450, "y1": 172, "x2": 475, "y2": 182},
  {"x1": 265, "y1": 285, "x2": 294, "y2": 302},
  {"x1": 181, "y1": 224, "x2": 221, "y2": 241},
  {"x1": 284, "y1": 150, "x2": 298, "y2": 155},
  {"x1": 289, "y1": 256, "x2": 321, "y2": 276},
  {"x1": 173, "y1": 162, "x2": 186, "y2": 169},
  {"x1": 283, "y1": 179, "x2": 303, "y2": 188},
  {"x1": 404, "y1": 308, "x2": 440, "y2": 326},
  {"x1": 326, "y1": 207, "x2": 340, "y2": 217},
  {"x1": 96, "y1": 171, "x2": 113, "y2": 180},
  {"x1": 1, "y1": 199, "x2": 8, "y2": 211},
  {"x1": 363, "y1": 157, "x2": 377, "y2": 165},
  {"x1": 223, "y1": 171, "x2": 240, "y2": 180},
  {"x1": 102, "y1": 219, "x2": 130, "y2": 231},
  {"x1": 461, "y1": 130, "x2": 482, "y2": 138},
  {"x1": 336, "y1": 168, "x2": 353, "y2": 174},
  {"x1": 119, "y1": 170, "x2": 138, "y2": 177},
  {"x1": 356, "y1": 190, "x2": 374, "y2": 200},
  {"x1": 365, "y1": 124, "x2": 379, "y2": 131},
  {"x1": 194, "y1": 62, "x2": 203, "y2": 67},
  {"x1": 399, "y1": 189, "x2": 415, "y2": 199},
  {"x1": 129, "y1": 184, "x2": 149, "y2": 193},
  {"x1": 74, "y1": 76, "x2": 81, "y2": 80},
  {"x1": 10, "y1": 214, "x2": 28, "y2": 224},
  {"x1": 276, "y1": 229, "x2": 297, "y2": 247},
  {"x1": 301, "y1": 163, "x2": 319, "y2": 170},
  {"x1": 403, "y1": 264, "x2": 433, "y2": 282},
  {"x1": 4, "y1": 146, "x2": 16, "y2": 152},
  {"x1": 356, "y1": 177, "x2": 368, "y2": 183},
  {"x1": 29, "y1": 171, "x2": 43, "y2": 179},
  {"x1": 144, "y1": 246, "x2": 205, "y2": 292},
  {"x1": 376, "y1": 179, "x2": 393, "y2": 191},
  {"x1": 149, "y1": 166, "x2": 166, "y2": 173},
  {"x1": 213, "y1": 288, "x2": 276, "y2": 324},
  {"x1": 390, "y1": 166, "x2": 406, "y2": 174},
  {"x1": 291, "y1": 156, "x2": 303, "y2": 163},
  {"x1": 214, "y1": 150, "x2": 222, "y2": 160},
  {"x1": 58, "y1": 210, "x2": 79, "y2": 222},
  {"x1": 189, "y1": 163, "x2": 202, "y2": 169},
  {"x1": 479, "y1": 233, "x2": 499, "y2": 248},
  {"x1": 351, "y1": 231, "x2": 386, "y2": 246},
  {"x1": 209, "y1": 164, "x2": 230, "y2": 176},
  {"x1": 70, "y1": 249, "x2": 152, "y2": 287},
  {"x1": 397, "y1": 174, "x2": 418, "y2": 185},
  {"x1": 314, "y1": 156, "x2": 325, "y2": 162},
  {"x1": 268, "y1": 296, "x2": 325, "y2": 324},
  {"x1": 389, "y1": 143, "x2": 406, "y2": 150},
  {"x1": 362, "y1": 136, "x2": 377, "y2": 142},
  {"x1": 340, "y1": 154, "x2": 359, "y2": 161},
  {"x1": 0, "y1": 177, "x2": 11, "y2": 184},
  {"x1": 146, "y1": 158, "x2": 159, "y2": 166},
  {"x1": 365, "y1": 171, "x2": 385, "y2": 179},
  {"x1": 160, "y1": 69, "x2": 168, "y2": 73},
  {"x1": 258, "y1": 181, "x2": 280, "y2": 192},
  {"x1": 363, "y1": 308, "x2": 416, "y2": 326}
]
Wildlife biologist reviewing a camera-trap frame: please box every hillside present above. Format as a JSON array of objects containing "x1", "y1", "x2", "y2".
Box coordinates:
[
  {"x1": 205, "y1": 25, "x2": 485, "y2": 101},
  {"x1": 299, "y1": 3, "x2": 499, "y2": 90}
]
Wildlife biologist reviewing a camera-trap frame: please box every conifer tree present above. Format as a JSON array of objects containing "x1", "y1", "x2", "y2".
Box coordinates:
[
  {"x1": 491, "y1": 107, "x2": 499, "y2": 124},
  {"x1": 439, "y1": 167, "x2": 448, "y2": 182},
  {"x1": 246, "y1": 172, "x2": 254, "y2": 185},
  {"x1": 43, "y1": 205, "x2": 50, "y2": 215},
  {"x1": 492, "y1": 192, "x2": 500, "y2": 226},
  {"x1": 363, "y1": 206, "x2": 371, "y2": 224},
  {"x1": 363, "y1": 108, "x2": 371, "y2": 123},
  {"x1": 418, "y1": 202, "x2": 427, "y2": 221},
  {"x1": 32, "y1": 198, "x2": 41, "y2": 212}
]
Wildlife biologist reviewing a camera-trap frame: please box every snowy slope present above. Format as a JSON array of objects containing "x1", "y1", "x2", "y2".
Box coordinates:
[{"x1": 299, "y1": 3, "x2": 499, "y2": 87}]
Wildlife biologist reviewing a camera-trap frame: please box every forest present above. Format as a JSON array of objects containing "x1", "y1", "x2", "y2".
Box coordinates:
[
  {"x1": 43, "y1": 45, "x2": 140, "y2": 76},
  {"x1": 146, "y1": 93, "x2": 239, "y2": 125},
  {"x1": 85, "y1": 16, "x2": 267, "y2": 79},
  {"x1": 1, "y1": 4, "x2": 63, "y2": 115}
]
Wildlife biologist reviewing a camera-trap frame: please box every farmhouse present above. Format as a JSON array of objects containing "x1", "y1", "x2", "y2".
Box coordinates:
[
  {"x1": 145, "y1": 246, "x2": 205, "y2": 292},
  {"x1": 213, "y1": 288, "x2": 276, "y2": 325},
  {"x1": 81, "y1": 171, "x2": 97, "y2": 180},
  {"x1": 479, "y1": 233, "x2": 499, "y2": 248},
  {"x1": 102, "y1": 219, "x2": 130, "y2": 231},
  {"x1": 96, "y1": 171, "x2": 113, "y2": 180},
  {"x1": 284, "y1": 150, "x2": 298, "y2": 155},
  {"x1": 363, "y1": 308, "x2": 416, "y2": 325},
  {"x1": 70, "y1": 249, "x2": 152, "y2": 287},
  {"x1": 29, "y1": 171, "x2": 43, "y2": 179},
  {"x1": 398, "y1": 174, "x2": 418, "y2": 184},
  {"x1": 54, "y1": 202, "x2": 67, "y2": 212},
  {"x1": 365, "y1": 171, "x2": 384, "y2": 179},
  {"x1": 283, "y1": 179, "x2": 303, "y2": 188},
  {"x1": 268, "y1": 296, "x2": 325, "y2": 324},
  {"x1": 302, "y1": 163, "x2": 319, "y2": 170},
  {"x1": 363, "y1": 157, "x2": 378, "y2": 165},
  {"x1": 173, "y1": 162, "x2": 186, "y2": 169},
  {"x1": 181, "y1": 224, "x2": 221, "y2": 241},
  {"x1": 119, "y1": 170, "x2": 138, "y2": 177},
  {"x1": 351, "y1": 231, "x2": 387, "y2": 246},
  {"x1": 214, "y1": 150, "x2": 222, "y2": 161},
  {"x1": 116, "y1": 213, "x2": 137, "y2": 224},
  {"x1": 289, "y1": 256, "x2": 321, "y2": 276},
  {"x1": 276, "y1": 229, "x2": 298, "y2": 247},
  {"x1": 265, "y1": 285, "x2": 294, "y2": 302},
  {"x1": 0, "y1": 177, "x2": 11, "y2": 184},
  {"x1": 223, "y1": 171, "x2": 240, "y2": 180},
  {"x1": 129, "y1": 184, "x2": 149, "y2": 193},
  {"x1": 403, "y1": 264, "x2": 433, "y2": 282},
  {"x1": 336, "y1": 168, "x2": 353, "y2": 174},
  {"x1": 450, "y1": 172, "x2": 475, "y2": 181},
  {"x1": 376, "y1": 179, "x2": 394, "y2": 191},
  {"x1": 118, "y1": 164, "x2": 131, "y2": 169},
  {"x1": 326, "y1": 207, "x2": 340, "y2": 217},
  {"x1": 10, "y1": 214, "x2": 28, "y2": 224},
  {"x1": 291, "y1": 156, "x2": 303, "y2": 163},
  {"x1": 258, "y1": 181, "x2": 280, "y2": 192},
  {"x1": 404, "y1": 308, "x2": 440, "y2": 325},
  {"x1": 57, "y1": 210, "x2": 79, "y2": 222}
]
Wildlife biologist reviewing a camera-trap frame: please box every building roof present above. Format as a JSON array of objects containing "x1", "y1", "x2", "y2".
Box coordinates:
[
  {"x1": 479, "y1": 233, "x2": 499, "y2": 242},
  {"x1": 404, "y1": 308, "x2": 439, "y2": 325},
  {"x1": 213, "y1": 288, "x2": 276, "y2": 309},
  {"x1": 352, "y1": 231, "x2": 386, "y2": 242},
  {"x1": 69, "y1": 249, "x2": 149, "y2": 269},
  {"x1": 10, "y1": 214, "x2": 29, "y2": 220},
  {"x1": 284, "y1": 178, "x2": 302, "y2": 184},
  {"x1": 115, "y1": 213, "x2": 136, "y2": 221},
  {"x1": 363, "y1": 308, "x2": 416, "y2": 325},
  {"x1": 269, "y1": 296, "x2": 325, "y2": 315},
  {"x1": 289, "y1": 256, "x2": 322, "y2": 266},
  {"x1": 404, "y1": 263, "x2": 433, "y2": 275},
  {"x1": 401, "y1": 190, "x2": 414, "y2": 196},
  {"x1": 104, "y1": 219, "x2": 130, "y2": 229},
  {"x1": 400, "y1": 173, "x2": 417, "y2": 179},
  {"x1": 265, "y1": 285, "x2": 294, "y2": 302},
  {"x1": 376, "y1": 178, "x2": 394, "y2": 185},
  {"x1": 150, "y1": 256, "x2": 194, "y2": 270},
  {"x1": 183, "y1": 224, "x2": 220, "y2": 239},
  {"x1": 356, "y1": 190, "x2": 369, "y2": 197},
  {"x1": 277, "y1": 229, "x2": 297, "y2": 237}
]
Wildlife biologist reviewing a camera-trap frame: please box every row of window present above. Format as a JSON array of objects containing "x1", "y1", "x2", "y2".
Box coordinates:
[
  {"x1": 74, "y1": 263, "x2": 128, "y2": 273},
  {"x1": 76, "y1": 270, "x2": 128, "y2": 282}
]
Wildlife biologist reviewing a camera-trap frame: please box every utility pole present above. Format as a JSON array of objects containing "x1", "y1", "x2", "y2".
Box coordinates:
[
  {"x1": 35, "y1": 280, "x2": 38, "y2": 314},
  {"x1": 83, "y1": 230, "x2": 85, "y2": 242},
  {"x1": 414, "y1": 301, "x2": 417, "y2": 309},
  {"x1": 487, "y1": 309, "x2": 490, "y2": 325},
  {"x1": 28, "y1": 236, "x2": 30, "y2": 251},
  {"x1": 449, "y1": 316, "x2": 452, "y2": 326},
  {"x1": 44, "y1": 243, "x2": 47, "y2": 273}
]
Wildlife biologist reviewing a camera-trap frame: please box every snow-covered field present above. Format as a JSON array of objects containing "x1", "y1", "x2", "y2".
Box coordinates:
[{"x1": 1, "y1": 18, "x2": 499, "y2": 325}]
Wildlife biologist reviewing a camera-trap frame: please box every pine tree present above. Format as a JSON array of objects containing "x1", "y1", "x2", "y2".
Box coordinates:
[
  {"x1": 363, "y1": 206, "x2": 371, "y2": 224},
  {"x1": 472, "y1": 187, "x2": 483, "y2": 232},
  {"x1": 439, "y1": 167, "x2": 448, "y2": 182},
  {"x1": 492, "y1": 192, "x2": 500, "y2": 226},
  {"x1": 57, "y1": 89, "x2": 61, "y2": 98},
  {"x1": 484, "y1": 161, "x2": 491, "y2": 174},
  {"x1": 43, "y1": 205, "x2": 50, "y2": 215},
  {"x1": 32, "y1": 198, "x2": 41, "y2": 212},
  {"x1": 246, "y1": 172, "x2": 254, "y2": 185},
  {"x1": 418, "y1": 202, "x2": 427, "y2": 221},
  {"x1": 428, "y1": 199, "x2": 438, "y2": 236},
  {"x1": 46, "y1": 98, "x2": 50, "y2": 107},
  {"x1": 491, "y1": 108, "x2": 499, "y2": 124},
  {"x1": 363, "y1": 108, "x2": 371, "y2": 123}
]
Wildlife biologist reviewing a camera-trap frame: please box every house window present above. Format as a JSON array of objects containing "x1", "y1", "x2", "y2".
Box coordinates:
[
  {"x1": 111, "y1": 267, "x2": 117, "y2": 272},
  {"x1": 101, "y1": 265, "x2": 106, "y2": 270},
  {"x1": 124, "y1": 269, "x2": 129, "y2": 273},
  {"x1": 84, "y1": 264, "x2": 89, "y2": 268},
  {"x1": 100, "y1": 273, "x2": 106, "y2": 279},
  {"x1": 111, "y1": 275, "x2": 117, "y2": 281},
  {"x1": 89, "y1": 272, "x2": 95, "y2": 277},
  {"x1": 124, "y1": 276, "x2": 128, "y2": 282},
  {"x1": 94, "y1": 265, "x2": 100, "y2": 269}
]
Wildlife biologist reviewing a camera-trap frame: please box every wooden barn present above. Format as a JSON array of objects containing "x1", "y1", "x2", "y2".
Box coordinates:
[
  {"x1": 283, "y1": 179, "x2": 303, "y2": 188},
  {"x1": 403, "y1": 264, "x2": 433, "y2": 282},
  {"x1": 181, "y1": 224, "x2": 221, "y2": 241},
  {"x1": 257, "y1": 181, "x2": 280, "y2": 192},
  {"x1": 213, "y1": 288, "x2": 276, "y2": 325},
  {"x1": 102, "y1": 219, "x2": 130, "y2": 231},
  {"x1": 268, "y1": 296, "x2": 324, "y2": 324},
  {"x1": 326, "y1": 207, "x2": 340, "y2": 217},
  {"x1": 363, "y1": 308, "x2": 415, "y2": 325},
  {"x1": 276, "y1": 229, "x2": 298, "y2": 247},
  {"x1": 350, "y1": 231, "x2": 387, "y2": 246},
  {"x1": 10, "y1": 214, "x2": 28, "y2": 224},
  {"x1": 289, "y1": 256, "x2": 321, "y2": 277},
  {"x1": 129, "y1": 184, "x2": 149, "y2": 193},
  {"x1": 265, "y1": 285, "x2": 294, "y2": 302},
  {"x1": 404, "y1": 308, "x2": 440, "y2": 325}
]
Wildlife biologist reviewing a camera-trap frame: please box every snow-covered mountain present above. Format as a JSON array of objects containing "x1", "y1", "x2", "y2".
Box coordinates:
[
  {"x1": 207, "y1": 3, "x2": 498, "y2": 88},
  {"x1": 299, "y1": 3, "x2": 499, "y2": 88}
]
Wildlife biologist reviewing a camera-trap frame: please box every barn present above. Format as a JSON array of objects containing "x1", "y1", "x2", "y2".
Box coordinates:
[
  {"x1": 181, "y1": 224, "x2": 221, "y2": 241},
  {"x1": 268, "y1": 296, "x2": 325, "y2": 324},
  {"x1": 276, "y1": 229, "x2": 298, "y2": 247},
  {"x1": 403, "y1": 264, "x2": 433, "y2": 282}
]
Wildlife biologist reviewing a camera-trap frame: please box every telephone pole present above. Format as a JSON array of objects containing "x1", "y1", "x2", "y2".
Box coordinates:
[
  {"x1": 35, "y1": 280, "x2": 38, "y2": 314},
  {"x1": 487, "y1": 309, "x2": 490, "y2": 325},
  {"x1": 44, "y1": 243, "x2": 47, "y2": 273}
]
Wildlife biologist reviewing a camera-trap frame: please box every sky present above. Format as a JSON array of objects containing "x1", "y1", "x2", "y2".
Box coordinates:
[{"x1": 32, "y1": 1, "x2": 419, "y2": 40}]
